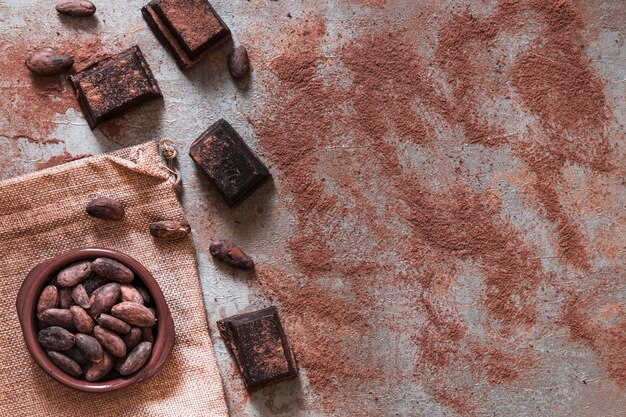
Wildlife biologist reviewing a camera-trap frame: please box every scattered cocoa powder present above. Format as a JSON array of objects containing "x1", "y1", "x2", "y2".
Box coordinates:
[{"x1": 35, "y1": 149, "x2": 91, "y2": 170}]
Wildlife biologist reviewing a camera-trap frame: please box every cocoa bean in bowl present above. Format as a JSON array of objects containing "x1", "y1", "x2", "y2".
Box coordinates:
[{"x1": 16, "y1": 248, "x2": 174, "y2": 392}]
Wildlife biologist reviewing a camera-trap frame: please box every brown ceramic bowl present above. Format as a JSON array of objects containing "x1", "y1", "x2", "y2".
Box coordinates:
[{"x1": 16, "y1": 248, "x2": 175, "y2": 393}]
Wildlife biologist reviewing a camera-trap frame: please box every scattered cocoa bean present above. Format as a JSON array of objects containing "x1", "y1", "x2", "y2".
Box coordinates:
[
  {"x1": 37, "y1": 285, "x2": 59, "y2": 319},
  {"x1": 123, "y1": 327, "x2": 142, "y2": 350},
  {"x1": 70, "y1": 305, "x2": 94, "y2": 334},
  {"x1": 141, "y1": 326, "x2": 154, "y2": 343},
  {"x1": 93, "y1": 325, "x2": 127, "y2": 358},
  {"x1": 25, "y1": 48, "x2": 74, "y2": 75},
  {"x1": 58, "y1": 287, "x2": 74, "y2": 308},
  {"x1": 85, "y1": 351, "x2": 114, "y2": 382},
  {"x1": 209, "y1": 239, "x2": 255, "y2": 270},
  {"x1": 135, "y1": 286, "x2": 151, "y2": 304},
  {"x1": 86, "y1": 197, "x2": 125, "y2": 221},
  {"x1": 55, "y1": 0, "x2": 96, "y2": 17},
  {"x1": 38, "y1": 326, "x2": 75, "y2": 351},
  {"x1": 83, "y1": 274, "x2": 107, "y2": 295},
  {"x1": 111, "y1": 302, "x2": 157, "y2": 327},
  {"x1": 47, "y1": 351, "x2": 82, "y2": 377},
  {"x1": 92, "y1": 258, "x2": 134, "y2": 283},
  {"x1": 65, "y1": 345, "x2": 89, "y2": 365},
  {"x1": 149, "y1": 220, "x2": 191, "y2": 241},
  {"x1": 227, "y1": 46, "x2": 251, "y2": 80},
  {"x1": 119, "y1": 284, "x2": 144, "y2": 304},
  {"x1": 71, "y1": 284, "x2": 91, "y2": 309},
  {"x1": 56, "y1": 261, "x2": 92, "y2": 287},
  {"x1": 40, "y1": 308, "x2": 74, "y2": 328},
  {"x1": 118, "y1": 341, "x2": 152, "y2": 376},
  {"x1": 74, "y1": 333, "x2": 104, "y2": 363},
  {"x1": 96, "y1": 313, "x2": 131, "y2": 334},
  {"x1": 88, "y1": 282, "x2": 120, "y2": 317}
]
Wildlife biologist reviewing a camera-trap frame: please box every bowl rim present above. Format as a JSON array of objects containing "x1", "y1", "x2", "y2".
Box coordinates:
[{"x1": 16, "y1": 247, "x2": 175, "y2": 393}]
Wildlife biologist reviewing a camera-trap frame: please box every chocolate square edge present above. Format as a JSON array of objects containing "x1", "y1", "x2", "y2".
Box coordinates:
[
  {"x1": 69, "y1": 46, "x2": 162, "y2": 129},
  {"x1": 217, "y1": 307, "x2": 298, "y2": 391},
  {"x1": 189, "y1": 119, "x2": 270, "y2": 208},
  {"x1": 142, "y1": 0, "x2": 231, "y2": 69}
]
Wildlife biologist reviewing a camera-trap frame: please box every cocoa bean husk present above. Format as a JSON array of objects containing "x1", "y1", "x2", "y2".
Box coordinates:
[
  {"x1": 149, "y1": 220, "x2": 191, "y2": 241},
  {"x1": 86, "y1": 197, "x2": 125, "y2": 221},
  {"x1": 25, "y1": 49, "x2": 74, "y2": 75},
  {"x1": 110, "y1": 302, "x2": 157, "y2": 327},
  {"x1": 118, "y1": 341, "x2": 152, "y2": 376},
  {"x1": 93, "y1": 325, "x2": 126, "y2": 358},
  {"x1": 83, "y1": 274, "x2": 108, "y2": 295},
  {"x1": 71, "y1": 283, "x2": 91, "y2": 309},
  {"x1": 70, "y1": 305, "x2": 94, "y2": 334},
  {"x1": 92, "y1": 258, "x2": 134, "y2": 283},
  {"x1": 85, "y1": 351, "x2": 114, "y2": 382},
  {"x1": 38, "y1": 326, "x2": 75, "y2": 351},
  {"x1": 135, "y1": 286, "x2": 151, "y2": 304},
  {"x1": 37, "y1": 285, "x2": 59, "y2": 319},
  {"x1": 74, "y1": 333, "x2": 104, "y2": 363},
  {"x1": 209, "y1": 239, "x2": 255, "y2": 270},
  {"x1": 56, "y1": 260, "x2": 92, "y2": 287},
  {"x1": 227, "y1": 46, "x2": 251, "y2": 80},
  {"x1": 55, "y1": 0, "x2": 96, "y2": 17},
  {"x1": 96, "y1": 313, "x2": 131, "y2": 334},
  {"x1": 119, "y1": 284, "x2": 144, "y2": 304},
  {"x1": 40, "y1": 308, "x2": 74, "y2": 328},
  {"x1": 58, "y1": 287, "x2": 74, "y2": 308},
  {"x1": 65, "y1": 345, "x2": 89, "y2": 365},
  {"x1": 123, "y1": 327, "x2": 142, "y2": 350},
  {"x1": 88, "y1": 282, "x2": 120, "y2": 317},
  {"x1": 47, "y1": 351, "x2": 83, "y2": 377}
]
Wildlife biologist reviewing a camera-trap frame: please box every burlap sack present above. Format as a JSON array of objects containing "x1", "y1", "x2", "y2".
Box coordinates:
[{"x1": 0, "y1": 142, "x2": 228, "y2": 416}]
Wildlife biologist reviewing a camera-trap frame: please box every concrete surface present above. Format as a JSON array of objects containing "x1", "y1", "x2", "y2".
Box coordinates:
[{"x1": 1, "y1": 0, "x2": 625, "y2": 416}]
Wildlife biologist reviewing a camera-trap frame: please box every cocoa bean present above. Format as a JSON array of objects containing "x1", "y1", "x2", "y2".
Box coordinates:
[
  {"x1": 70, "y1": 305, "x2": 94, "y2": 334},
  {"x1": 86, "y1": 197, "x2": 125, "y2": 220},
  {"x1": 119, "y1": 284, "x2": 144, "y2": 304},
  {"x1": 141, "y1": 326, "x2": 154, "y2": 343},
  {"x1": 96, "y1": 313, "x2": 131, "y2": 334},
  {"x1": 135, "y1": 286, "x2": 151, "y2": 304},
  {"x1": 149, "y1": 220, "x2": 191, "y2": 241},
  {"x1": 71, "y1": 284, "x2": 91, "y2": 309},
  {"x1": 65, "y1": 345, "x2": 89, "y2": 365},
  {"x1": 83, "y1": 274, "x2": 107, "y2": 295},
  {"x1": 92, "y1": 258, "x2": 134, "y2": 283},
  {"x1": 58, "y1": 287, "x2": 74, "y2": 308},
  {"x1": 55, "y1": 0, "x2": 96, "y2": 17},
  {"x1": 88, "y1": 282, "x2": 120, "y2": 317},
  {"x1": 37, "y1": 285, "x2": 59, "y2": 319},
  {"x1": 47, "y1": 351, "x2": 82, "y2": 377},
  {"x1": 123, "y1": 327, "x2": 142, "y2": 350},
  {"x1": 74, "y1": 333, "x2": 104, "y2": 362},
  {"x1": 111, "y1": 302, "x2": 157, "y2": 327},
  {"x1": 227, "y1": 46, "x2": 251, "y2": 80},
  {"x1": 93, "y1": 325, "x2": 126, "y2": 358},
  {"x1": 209, "y1": 239, "x2": 255, "y2": 270},
  {"x1": 85, "y1": 351, "x2": 114, "y2": 382},
  {"x1": 25, "y1": 48, "x2": 74, "y2": 75},
  {"x1": 118, "y1": 341, "x2": 152, "y2": 376},
  {"x1": 38, "y1": 326, "x2": 75, "y2": 351},
  {"x1": 56, "y1": 260, "x2": 92, "y2": 287},
  {"x1": 40, "y1": 308, "x2": 74, "y2": 328}
]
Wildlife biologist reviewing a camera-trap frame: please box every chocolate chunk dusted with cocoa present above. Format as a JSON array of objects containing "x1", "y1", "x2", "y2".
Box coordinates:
[
  {"x1": 69, "y1": 46, "x2": 162, "y2": 128},
  {"x1": 190, "y1": 119, "x2": 270, "y2": 207},
  {"x1": 142, "y1": 0, "x2": 231, "y2": 69},
  {"x1": 217, "y1": 306, "x2": 297, "y2": 391}
]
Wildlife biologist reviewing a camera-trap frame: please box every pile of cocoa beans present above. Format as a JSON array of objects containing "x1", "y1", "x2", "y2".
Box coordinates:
[{"x1": 37, "y1": 257, "x2": 156, "y2": 381}]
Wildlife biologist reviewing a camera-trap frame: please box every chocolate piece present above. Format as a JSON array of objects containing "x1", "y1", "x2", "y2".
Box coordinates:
[
  {"x1": 190, "y1": 119, "x2": 270, "y2": 207},
  {"x1": 217, "y1": 306, "x2": 297, "y2": 391},
  {"x1": 69, "y1": 46, "x2": 162, "y2": 129},
  {"x1": 142, "y1": 0, "x2": 231, "y2": 69}
]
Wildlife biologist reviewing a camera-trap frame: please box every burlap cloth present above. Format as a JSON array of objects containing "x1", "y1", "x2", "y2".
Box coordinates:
[{"x1": 0, "y1": 142, "x2": 228, "y2": 416}]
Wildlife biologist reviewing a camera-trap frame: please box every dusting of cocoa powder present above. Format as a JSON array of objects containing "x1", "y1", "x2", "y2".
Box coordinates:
[{"x1": 36, "y1": 149, "x2": 91, "y2": 170}]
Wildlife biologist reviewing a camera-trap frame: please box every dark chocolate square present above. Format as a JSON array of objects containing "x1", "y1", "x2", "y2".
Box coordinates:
[
  {"x1": 142, "y1": 0, "x2": 231, "y2": 69},
  {"x1": 69, "y1": 46, "x2": 162, "y2": 129},
  {"x1": 189, "y1": 119, "x2": 270, "y2": 207},
  {"x1": 217, "y1": 307, "x2": 297, "y2": 391}
]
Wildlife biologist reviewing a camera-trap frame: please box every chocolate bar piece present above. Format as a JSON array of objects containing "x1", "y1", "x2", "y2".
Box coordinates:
[
  {"x1": 142, "y1": 0, "x2": 231, "y2": 69},
  {"x1": 217, "y1": 307, "x2": 297, "y2": 391},
  {"x1": 189, "y1": 119, "x2": 270, "y2": 207},
  {"x1": 69, "y1": 46, "x2": 162, "y2": 129}
]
